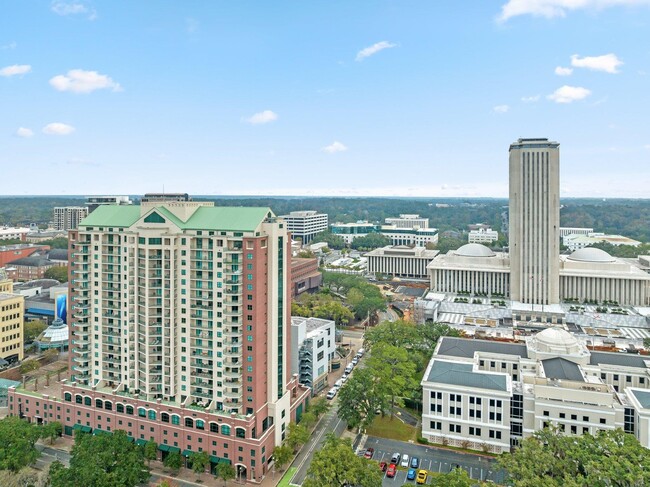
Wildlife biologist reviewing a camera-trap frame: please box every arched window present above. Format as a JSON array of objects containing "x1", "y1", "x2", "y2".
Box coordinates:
[
  {"x1": 161, "y1": 413, "x2": 170, "y2": 423},
  {"x1": 104, "y1": 401, "x2": 112, "y2": 411},
  {"x1": 84, "y1": 396, "x2": 91, "y2": 406},
  {"x1": 126, "y1": 405, "x2": 134, "y2": 415},
  {"x1": 171, "y1": 415, "x2": 180, "y2": 425},
  {"x1": 235, "y1": 427, "x2": 245, "y2": 439},
  {"x1": 116, "y1": 403, "x2": 124, "y2": 413},
  {"x1": 75, "y1": 395, "x2": 82, "y2": 404},
  {"x1": 196, "y1": 420, "x2": 204, "y2": 430},
  {"x1": 148, "y1": 410, "x2": 156, "y2": 420},
  {"x1": 221, "y1": 425, "x2": 230, "y2": 436},
  {"x1": 185, "y1": 417, "x2": 194, "y2": 428},
  {"x1": 64, "y1": 392, "x2": 72, "y2": 402},
  {"x1": 138, "y1": 408, "x2": 146, "y2": 418},
  {"x1": 95, "y1": 399, "x2": 103, "y2": 409},
  {"x1": 209, "y1": 422, "x2": 218, "y2": 433}
]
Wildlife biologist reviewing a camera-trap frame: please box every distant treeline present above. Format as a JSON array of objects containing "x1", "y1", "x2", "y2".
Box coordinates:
[{"x1": 0, "y1": 196, "x2": 648, "y2": 242}]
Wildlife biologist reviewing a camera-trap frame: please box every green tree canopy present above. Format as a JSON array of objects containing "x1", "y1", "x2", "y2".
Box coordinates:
[
  {"x1": 189, "y1": 450, "x2": 209, "y2": 478},
  {"x1": 0, "y1": 416, "x2": 42, "y2": 472},
  {"x1": 41, "y1": 237, "x2": 69, "y2": 249},
  {"x1": 430, "y1": 467, "x2": 472, "y2": 487},
  {"x1": 144, "y1": 440, "x2": 158, "y2": 467},
  {"x1": 303, "y1": 434, "x2": 383, "y2": 487},
  {"x1": 215, "y1": 462, "x2": 236, "y2": 486},
  {"x1": 41, "y1": 421, "x2": 63, "y2": 445},
  {"x1": 50, "y1": 430, "x2": 150, "y2": 487},
  {"x1": 163, "y1": 451, "x2": 182, "y2": 475},
  {"x1": 24, "y1": 319, "x2": 48, "y2": 343},
  {"x1": 337, "y1": 367, "x2": 388, "y2": 432},
  {"x1": 286, "y1": 422, "x2": 310, "y2": 452},
  {"x1": 312, "y1": 231, "x2": 346, "y2": 250},
  {"x1": 499, "y1": 427, "x2": 650, "y2": 487},
  {"x1": 350, "y1": 233, "x2": 390, "y2": 250},
  {"x1": 366, "y1": 343, "x2": 417, "y2": 417},
  {"x1": 272, "y1": 444, "x2": 293, "y2": 472},
  {"x1": 44, "y1": 265, "x2": 69, "y2": 282}
]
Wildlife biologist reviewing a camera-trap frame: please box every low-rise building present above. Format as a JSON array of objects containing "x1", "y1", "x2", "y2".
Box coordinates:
[
  {"x1": 366, "y1": 245, "x2": 438, "y2": 279},
  {"x1": 290, "y1": 258, "x2": 322, "y2": 296},
  {"x1": 0, "y1": 244, "x2": 50, "y2": 267},
  {"x1": 0, "y1": 226, "x2": 30, "y2": 241},
  {"x1": 291, "y1": 317, "x2": 336, "y2": 395},
  {"x1": 6, "y1": 255, "x2": 58, "y2": 281},
  {"x1": 559, "y1": 227, "x2": 594, "y2": 238},
  {"x1": 385, "y1": 214, "x2": 429, "y2": 229},
  {"x1": 25, "y1": 231, "x2": 68, "y2": 243},
  {"x1": 468, "y1": 228, "x2": 498, "y2": 244},
  {"x1": 421, "y1": 330, "x2": 648, "y2": 453},
  {"x1": 563, "y1": 233, "x2": 642, "y2": 251},
  {"x1": 330, "y1": 221, "x2": 438, "y2": 246}
]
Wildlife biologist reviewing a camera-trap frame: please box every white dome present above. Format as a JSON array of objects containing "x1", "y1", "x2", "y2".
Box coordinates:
[
  {"x1": 534, "y1": 328, "x2": 581, "y2": 354},
  {"x1": 567, "y1": 247, "x2": 615, "y2": 263},
  {"x1": 454, "y1": 243, "x2": 496, "y2": 258}
]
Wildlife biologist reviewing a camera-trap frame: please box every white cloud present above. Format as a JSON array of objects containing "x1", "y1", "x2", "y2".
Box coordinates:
[
  {"x1": 555, "y1": 66, "x2": 573, "y2": 76},
  {"x1": 0, "y1": 64, "x2": 31, "y2": 77},
  {"x1": 356, "y1": 41, "x2": 396, "y2": 61},
  {"x1": 571, "y1": 53, "x2": 623, "y2": 73},
  {"x1": 49, "y1": 69, "x2": 121, "y2": 93},
  {"x1": 498, "y1": 0, "x2": 650, "y2": 22},
  {"x1": 493, "y1": 104, "x2": 510, "y2": 113},
  {"x1": 1, "y1": 41, "x2": 17, "y2": 50},
  {"x1": 245, "y1": 110, "x2": 278, "y2": 125},
  {"x1": 521, "y1": 94, "x2": 540, "y2": 102},
  {"x1": 16, "y1": 127, "x2": 34, "y2": 138},
  {"x1": 42, "y1": 122, "x2": 75, "y2": 135},
  {"x1": 51, "y1": 2, "x2": 97, "y2": 19},
  {"x1": 321, "y1": 141, "x2": 348, "y2": 153},
  {"x1": 547, "y1": 85, "x2": 592, "y2": 103}
]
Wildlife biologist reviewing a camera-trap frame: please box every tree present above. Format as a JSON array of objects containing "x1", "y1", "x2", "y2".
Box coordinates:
[
  {"x1": 364, "y1": 319, "x2": 419, "y2": 350},
  {"x1": 40, "y1": 237, "x2": 69, "y2": 249},
  {"x1": 418, "y1": 322, "x2": 461, "y2": 352},
  {"x1": 272, "y1": 445, "x2": 293, "y2": 472},
  {"x1": 435, "y1": 236, "x2": 466, "y2": 253},
  {"x1": 350, "y1": 233, "x2": 390, "y2": 250},
  {"x1": 312, "y1": 231, "x2": 345, "y2": 250},
  {"x1": 308, "y1": 396, "x2": 331, "y2": 419},
  {"x1": 366, "y1": 343, "x2": 417, "y2": 417},
  {"x1": 189, "y1": 451, "x2": 209, "y2": 479},
  {"x1": 337, "y1": 367, "x2": 388, "y2": 432},
  {"x1": 0, "y1": 416, "x2": 42, "y2": 472},
  {"x1": 24, "y1": 319, "x2": 48, "y2": 343},
  {"x1": 49, "y1": 430, "x2": 150, "y2": 487},
  {"x1": 297, "y1": 249, "x2": 316, "y2": 258},
  {"x1": 44, "y1": 265, "x2": 69, "y2": 282},
  {"x1": 215, "y1": 462, "x2": 236, "y2": 486},
  {"x1": 41, "y1": 421, "x2": 63, "y2": 445},
  {"x1": 286, "y1": 422, "x2": 310, "y2": 452},
  {"x1": 19, "y1": 359, "x2": 40, "y2": 374},
  {"x1": 430, "y1": 467, "x2": 472, "y2": 487},
  {"x1": 163, "y1": 451, "x2": 182, "y2": 476},
  {"x1": 499, "y1": 427, "x2": 650, "y2": 487},
  {"x1": 303, "y1": 434, "x2": 382, "y2": 487},
  {"x1": 144, "y1": 440, "x2": 158, "y2": 467},
  {"x1": 299, "y1": 410, "x2": 317, "y2": 429}
]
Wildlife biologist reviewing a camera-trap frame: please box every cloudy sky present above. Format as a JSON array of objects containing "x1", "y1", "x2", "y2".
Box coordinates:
[{"x1": 2, "y1": 1, "x2": 649, "y2": 197}]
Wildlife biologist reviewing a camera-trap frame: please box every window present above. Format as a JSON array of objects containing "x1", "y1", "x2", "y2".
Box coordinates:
[
  {"x1": 171, "y1": 415, "x2": 180, "y2": 425},
  {"x1": 600, "y1": 418, "x2": 606, "y2": 424},
  {"x1": 236, "y1": 427, "x2": 246, "y2": 438},
  {"x1": 64, "y1": 393, "x2": 72, "y2": 402},
  {"x1": 104, "y1": 401, "x2": 112, "y2": 411},
  {"x1": 138, "y1": 408, "x2": 146, "y2": 418},
  {"x1": 210, "y1": 422, "x2": 218, "y2": 433},
  {"x1": 543, "y1": 410, "x2": 549, "y2": 416},
  {"x1": 161, "y1": 413, "x2": 169, "y2": 423},
  {"x1": 185, "y1": 418, "x2": 194, "y2": 428},
  {"x1": 116, "y1": 403, "x2": 124, "y2": 413},
  {"x1": 84, "y1": 397, "x2": 91, "y2": 406},
  {"x1": 148, "y1": 410, "x2": 156, "y2": 420},
  {"x1": 469, "y1": 427, "x2": 481, "y2": 436},
  {"x1": 583, "y1": 416, "x2": 589, "y2": 422},
  {"x1": 221, "y1": 425, "x2": 230, "y2": 436},
  {"x1": 126, "y1": 405, "x2": 134, "y2": 415},
  {"x1": 196, "y1": 420, "x2": 205, "y2": 430}
]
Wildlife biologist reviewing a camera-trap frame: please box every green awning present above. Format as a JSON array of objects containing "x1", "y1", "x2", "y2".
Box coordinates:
[
  {"x1": 81, "y1": 426, "x2": 92, "y2": 433},
  {"x1": 158, "y1": 444, "x2": 170, "y2": 452},
  {"x1": 135, "y1": 439, "x2": 148, "y2": 447},
  {"x1": 127, "y1": 436, "x2": 135, "y2": 443},
  {"x1": 209, "y1": 455, "x2": 220, "y2": 464},
  {"x1": 168, "y1": 446, "x2": 181, "y2": 454},
  {"x1": 73, "y1": 424, "x2": 82, "y2": 431},
  {"x1": 182, "y1": 449, "x2": 193, "y2": 457},
  {"x1": 93, "y1": 428, "x2": 111, "y2": 435},
  {"x1": 221, "y1": 458, "x2": 231, "y2": 465}
]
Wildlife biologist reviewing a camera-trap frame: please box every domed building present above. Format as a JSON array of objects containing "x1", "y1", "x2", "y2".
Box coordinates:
[{"x1": 33, "y1": 317, "x2": 69, "y2": 351}]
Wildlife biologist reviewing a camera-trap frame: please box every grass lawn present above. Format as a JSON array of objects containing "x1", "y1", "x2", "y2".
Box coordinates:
[
  {"x1": 277, "y1": 466, "x2": 297, "y2": 487},
  {"x1": 366, "y1": 414, "x2": 417, "y2": 442}
]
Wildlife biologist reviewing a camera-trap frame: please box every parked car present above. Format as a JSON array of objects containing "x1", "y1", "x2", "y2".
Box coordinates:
[
  {"x1": 386, "y1": 464, "x2": 397, "y2": 478},
  {"x1": 400, "y1": 454, "x2": 410, "y2": 467},
  {"x1": 410, "y1": 457, "x2": 420, "y2": 469},
  {"x1": 416, "y1": 469, "x2": 428, "y2": 484},
  {"x1": 357, "y1": 348, "x2": 365, "y2": 356},
  {"x1": 334, "y1": 379, "x2": 343, "y2": 389},
  {"x1": 326, "y1": 388, "x2": 337, "y2": 400},
  {"x1": 363, "y1": 447, "x2": 374, "y2": 459},
  {"x1": 406, "y1": 468, "x2": 416, "y2": 480},
  {"x1": 390, "y1": 453, "x2": 400, "y2": 464},
  {"x1": 351, "y1": 357, "x2": 359, "y2": 365},
  {"x1": 379, "y1": 461, "x2": 388, "y2": 472}
]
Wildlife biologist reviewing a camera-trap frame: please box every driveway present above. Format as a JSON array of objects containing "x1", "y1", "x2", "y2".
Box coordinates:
[{"x1": 362, "y1": 436, "x2": 506, "y2": 485}]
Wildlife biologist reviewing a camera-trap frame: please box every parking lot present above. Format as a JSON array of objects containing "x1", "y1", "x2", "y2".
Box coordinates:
[{"x1": 362, "y1": 436, "x2": 506, "y2": 485}]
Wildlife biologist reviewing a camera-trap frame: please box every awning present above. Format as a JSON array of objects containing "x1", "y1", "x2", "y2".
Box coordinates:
[
  {"x1": 93, "y1": 428, "x2": 111, "y2": 435},
  {"x1": 158, "y1": 444, "x2": 170, "y2": 452},
  {"x1": 182, "y1": 449, "x2": 193, "y2": 457},
  {"x1": 73, "y1": 424, "x2": 82, "y2": 431},
  {"x1": 135, "y1": 439, "x2": 148, "y2": 447},
  {"x1": 168, "y1": 446, "x2": 181, "y2": 454},
  {"x1": 127, "y1": 436, "x2": 135, "y2": 443},
  {"x1": 81, "y1": 426, "x2": 92, "y2": 433}
]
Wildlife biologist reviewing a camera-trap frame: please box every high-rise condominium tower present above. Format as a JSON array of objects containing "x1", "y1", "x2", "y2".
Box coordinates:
[{"x1": 509, "y1": 138, "x2": 560, "y2": 305}]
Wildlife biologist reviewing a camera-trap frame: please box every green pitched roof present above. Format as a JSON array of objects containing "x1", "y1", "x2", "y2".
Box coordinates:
[
  {"x1": 426, "y1": 360, "x2": 508, "y2": 391},
  {"x1": 79, "y1": 205, "x2": 273, "y2": 232}
]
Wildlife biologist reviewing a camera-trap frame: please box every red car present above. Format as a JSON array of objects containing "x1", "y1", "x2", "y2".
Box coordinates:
[
  {"x1": 379, "y1": 461, "x2": 388, "y2": 472},
  {"x1": 386, "y1": 463, "x2": 397, "y2": 478},
  {"x1": 364, "y1": 448, "x2": 374, "y2": 459}
]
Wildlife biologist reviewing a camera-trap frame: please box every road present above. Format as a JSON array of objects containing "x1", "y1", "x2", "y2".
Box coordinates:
[{"x1": 361, "y1": 437, "x2": 506, "y2": 485}]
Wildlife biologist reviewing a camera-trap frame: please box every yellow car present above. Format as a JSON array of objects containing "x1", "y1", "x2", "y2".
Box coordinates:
[{"x1": 416, "y1": 469, "x2": 428, "y2": 484}]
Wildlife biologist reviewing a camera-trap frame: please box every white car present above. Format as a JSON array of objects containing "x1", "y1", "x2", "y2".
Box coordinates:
[
  {"x1": 401, "y1": 454, "x2": 410, "y2": 467},
  {"x1": 326, "y1": 388, "x2": 337, "y2": 400},
  {"x1": 351, "y1": 358, "x2": 359, "y2": 365}
]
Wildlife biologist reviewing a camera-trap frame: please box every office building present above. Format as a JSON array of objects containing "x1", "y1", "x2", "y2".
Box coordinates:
[
  {"x1": 563, "y1": 233, "x2": 642, "y2": 251},
  {"x1": 9, "y1": 196, "x2": 310, "y2": 482},
  {"x1": 0, "y1": 226, "x2": 30, "y2": 241},
  {"x1": 291, "y1": 317, "x2": 336, "y2": 395},
  {"x1": 53, "y1": 206, "x2": 89, "y2": 231},
  {"x1": 86, "y1": 195, "x2": 133, "y2": 213},
  {"x1": 290, "y1": 258, "x2": 321, "y2": 296},
  {"x1": 279, "y1": 211, "x2": 328, "y2": 244},
  {"x1": 330, "y1": 221, "x2": 438, "y2": 247},
  {"x1": 0, "y1": 272, "x2": 24, "y2": 362},
  {"x1": 421, "y1": 330, "x2": 650, "y2": 453},
  {"x1": 366, "y1": 245, "x2": 439, "y2": 279},
  {"x1": 385, "y1": 214, "x2": 429, "y2": 229},
  {"x1": 509, "y1": 138, "x2": 560, "y2": 305},
  {"x1": 559, "y1": 227, "x2": 593, "y2": 238},
  {"x1": 468, "y1": 228, "x2": 499, "y2": 244}
]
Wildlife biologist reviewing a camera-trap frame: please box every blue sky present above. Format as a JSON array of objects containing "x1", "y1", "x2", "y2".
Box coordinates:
[{"x1": 2, "y1": 1, "x2": 649, "y2": 197}]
